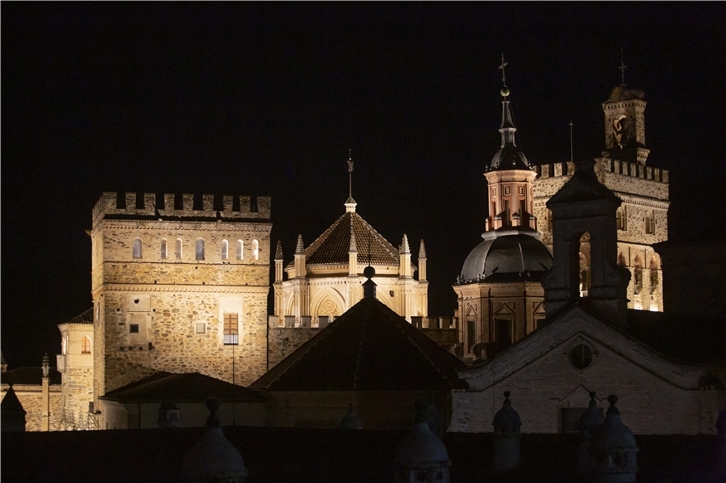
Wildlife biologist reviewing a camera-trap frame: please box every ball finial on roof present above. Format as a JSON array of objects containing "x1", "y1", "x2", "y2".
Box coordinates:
[{"x1": 363, "y1": 265, "x2": 375, "y2": 279}]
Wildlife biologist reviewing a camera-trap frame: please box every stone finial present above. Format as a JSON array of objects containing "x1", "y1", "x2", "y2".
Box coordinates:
[
  {"x1": 274, "y1": 241, "x2": 283, "y2": 260},
  {"x1": 493, "y1": 392, "x2": 522, "y2": 435},
  {"x1": 339, "y1": 403, "x2": 363, "y2": 430},
  {"x1": 182, "y1": 397, "x2": 248, "y2": 483},
  {"x1": 418, "y1": 239, "x2": 427, "y2": 259},
  {"x1": 295, "y1": 235, "x2": 305, "y2": 255},
  {"x1": 42, "y1": 353, "x2": 50, "y2": 378},
  {"x1": 363, "y1": 266, "x2": 377, "y2": 299},
  {"x1": 577, "y1": 392, "x2": 605, "y2": 474},
  {"x1": 400, "y1": 234, "x2": 410, "y2": 254},
  {"x1": 590, "y1": 395, "x2": 638, "y2": 482},
  {"x1": 394, "y1": 399, "x2": 450, "y2": 483},
  {"x1": 492, "y1": 391, "x2": 521, "y2": 471}
]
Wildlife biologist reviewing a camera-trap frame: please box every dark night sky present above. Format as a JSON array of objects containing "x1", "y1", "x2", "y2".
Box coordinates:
[{"x1": 2, "y1": 3, "x2": 724, "y2": 368}]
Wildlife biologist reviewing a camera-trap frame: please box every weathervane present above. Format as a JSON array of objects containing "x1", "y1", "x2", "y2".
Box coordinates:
[
  {"x1": 347, "y1": 148, "x2": 354, "y2": 199},
  {"x1": 619, "y1": 47, "x2": 627, "y2": 87},
  {"x1": 498, "y1": 53, "x2": 509, "y2": 88},
  {"x1": 569, "y1": 120, "x2": 574, "y2": 163}
]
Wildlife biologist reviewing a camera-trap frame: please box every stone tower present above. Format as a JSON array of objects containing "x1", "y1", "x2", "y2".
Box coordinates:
[
  {"x1": 90, "y1": 192, "x2": 272, "y2": 424},
  {"x1": 454, "y1": 59, "x2": 553, "y2": 361},
  {"x1": 533, "y1": 75, "x2": 668, "y2": 312},
  {"x1": 56, "y1": 308, "x2": 94, "y2": 429}
]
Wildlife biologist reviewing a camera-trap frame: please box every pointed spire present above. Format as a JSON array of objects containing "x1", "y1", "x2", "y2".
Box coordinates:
[
  {"x1": 400, "y1": 234, "x2": 410, "y2": 254},
  {"x1": 418, "y1": 239, "x2": 427, "y2": 259},
  {"x1": 42, "y1": 353, "x2": 50, "y2": 378},
  {"x1": 295, "y1": 235, "x2": 305, "y2": 254},
  {"x1": 274, "y1": 240, "x2": 283, "y2": 260}
]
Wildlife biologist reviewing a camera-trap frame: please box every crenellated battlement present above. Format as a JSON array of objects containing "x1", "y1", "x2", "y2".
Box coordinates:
[
  {"x1": 534, "y1": 159, "x2": 668, "y2": 184},
  {"x1": 92, "y1": 192, "x2": 271, "y2": 225}
]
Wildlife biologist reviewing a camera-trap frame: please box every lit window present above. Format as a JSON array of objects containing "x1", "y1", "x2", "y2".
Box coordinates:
[
  {"x1": 133, "y1": 238, "x2": 142, "y2": 259},
  {"x1": 175, "y1": 238, "x2": 183, "y2": 259},
  {"x1": 62, "y1": 336, "x2": 68, "y2": 355},
  {"x1": 196, "y1": 238, "x2": 205, "y2": 260},
  {"x1": 221, "y1": 240, "x2": 229, "y2": 260},
  {"x1": 82, "y1": 336, "x2": 91, "y2": 354},
  {"x1": 223, "y1": 313, "x2": 238, "y2": 345},
  {"x1": 161, "y1": 239, "x2": 168, "y2": 259},
  {"x1": 645, "y1": 212, "x2": 655, "y2": 234},
  {"x1": 236, "y1": 240, "x2": 244, "y2": 260},
  {"x1": 252, "y1": 240, "x2": 259, "y2": 261}
]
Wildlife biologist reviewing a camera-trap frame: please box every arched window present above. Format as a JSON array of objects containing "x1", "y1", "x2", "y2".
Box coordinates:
[
  {"x1": 196, "y1": 238, "x2": 205, "y2": 260},
  {"x1": 82, "y1": 336, "x2": 91, "y2": 354},
  {"x1": 62, "y1": 336, "x2": 68, "y2": 355},
  {"x1": 616, "y1": 208, "x2": 627, "y2": 231},
  {"x1": 633, "y1": 256, "x2": 643, "y2": 295},
  {"x1": 221, "y1": 240, "x2": 229, "y2": 260},
  {"x1": 160, "y1": 239, "x2": 168, "y2": 259},
  {"x1": 252, "y1": 239, "x2": 259, "y2": 261},
  {"x1": 618, "y1": 253, "x2": 627, "y2": 266},
  {"x1": 645, "y1": 211, "x2": 655, "y2": 234},
  {"x1": 578, "y1": 233, "x2": 591, "y2": 297},
  {"x1": 649, "y1": 256, "x2": 659, "y2": 294},
  {"x1": 175, "y1": 238, "x2": 183, "y2": 259},
  {"x1": 133, "y1": 238, "x2": 142, "y2": 259},
  {"x1": 236, "y1": 240, "x2": 244, "y2": 260}
]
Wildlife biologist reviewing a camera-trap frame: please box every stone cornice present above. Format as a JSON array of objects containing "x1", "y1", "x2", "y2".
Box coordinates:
[
  {"x1": 93, "y1": 284, "x2": 269, "y2": 296},
  {"x1": 96, "y1": 220, "x2": 272, "y2": 232},
  {"x1": 615, "y1": 193, "x2": 670, "y2": 209}
]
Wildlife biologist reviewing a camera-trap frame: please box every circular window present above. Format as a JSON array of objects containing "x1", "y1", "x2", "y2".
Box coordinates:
[{"x1": 569, "y1": 344, "x2": 593, "y2": 370}]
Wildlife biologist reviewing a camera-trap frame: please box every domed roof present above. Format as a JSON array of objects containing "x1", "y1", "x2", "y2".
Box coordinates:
[
  {"x1": 487, "y1": 144, "x2": 531, "y2": 171},
  {"x1": 459, "y1": 228, "x2": 552, "y2": 283}
]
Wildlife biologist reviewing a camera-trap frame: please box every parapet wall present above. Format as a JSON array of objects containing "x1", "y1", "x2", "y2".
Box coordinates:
[
  {"x1": 93, "y1": 192, "x2": 271, "y2": 226},
  {"x1": 534, "y1": 159, "x2": 668, "y2": 184}
]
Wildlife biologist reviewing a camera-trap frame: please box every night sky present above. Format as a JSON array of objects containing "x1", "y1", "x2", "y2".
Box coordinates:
[{"x1": 3, "y1": 3, "x2": 724, "y2": 368}]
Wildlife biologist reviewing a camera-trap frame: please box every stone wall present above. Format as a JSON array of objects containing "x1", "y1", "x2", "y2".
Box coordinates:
[
  {"x1": 268, "y1": 328, "x2": 321, "y2": 370},
  {"x1": 1, "y1": 385, "x2": 62, "y2": 431}
]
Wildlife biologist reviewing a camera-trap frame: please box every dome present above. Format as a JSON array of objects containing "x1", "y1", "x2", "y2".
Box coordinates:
[
  {"x1": 396, "y1": 421, "x2": 449, "y2": 465},
  {"x1": 459, "y1": 228, "x2": 552, "y2": 283},
  {"x1": 487, "y1": 144, "x2": 531, "y2": 171}
]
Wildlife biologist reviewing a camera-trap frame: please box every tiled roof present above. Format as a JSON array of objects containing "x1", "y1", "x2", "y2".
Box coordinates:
[
  {"x1": 99, "y1": 372, "x2": 266, "y2": 404},
  {"x1": 295, "y1": 212, "x2": 400, "y2": 267},
  {"x1": 249, "y1": 297, "x2": 467, "y2": 391},
  {"x1": 1, "y1": 367, "x2": 62, "y2": 385}
]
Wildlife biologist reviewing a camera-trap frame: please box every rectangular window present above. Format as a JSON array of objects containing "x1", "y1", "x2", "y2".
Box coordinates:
[
  {"x1": 223, "y1": 313, "x2": 238, "y2": 345},
  {"x1": 504, "y1": 186, "x2": 510, "y2": 195},
  {"x1": 518, "y1": 186, "x2": 524, "y2": 195},
  {"x1": 195, "y1": 322, "x2": 206, "y2": 334},
  {"x1": 129, "y1": 324, "x2": 140, "y2": 334},
  {"x1": 467, "y1": 320, "x2": 476, "y2": 353},
  {"x1": 496, "y1": 318, "x2": 512, "y2": 349}
]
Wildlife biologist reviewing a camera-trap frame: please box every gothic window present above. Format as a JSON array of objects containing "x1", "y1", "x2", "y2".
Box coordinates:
[
  {"x1": 223, "y1": 313, "x2": 239, "y2": 345},
  {"x1": 645, "y1": 211, "x2": 655, "y2": 234},
  {"x1": 133, "y1": 238, "x2": 142, "y2": 259},
  {"x1": 195, "y1": 238, "x2": 205, "y2": 260},
  {"x1": 616, "y1": 208, "x2": 627, "y2": 231},
  {"x1": 252, "y1": 239, "x2": 259, "y2": 260},
  {"x1": 82, "y1": 336, "x2": 91, "y2": 354},
  {"x1": 175, "y1": 238, "x2": 183, "y2": 259},
  {"x1": 221, "y1": 240, "x2": 229, "y2": 260},
  {"x1": 236, "y1": 240, "x2": 244, "y2": 260},
  {"x1": 649, "y1": 257, "x2": 659, "y2": 294},
  {"x1": 160, "y1": 239, "x2": 168, "y2": 259},
  {"x1": 578, "y1": 233, "x2": 591, "y2": 298},
  {"x1": 618, "y1": 253, "x2": 627, "y2": 266}
]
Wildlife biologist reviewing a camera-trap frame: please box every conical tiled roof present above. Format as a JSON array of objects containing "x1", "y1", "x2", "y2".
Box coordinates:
[
  {"x1": 249, "y1": 297, "x2": 467, "y2": 391},
  {"x1": 294, "y1": 211, "x2": 400, "y2": 267}
]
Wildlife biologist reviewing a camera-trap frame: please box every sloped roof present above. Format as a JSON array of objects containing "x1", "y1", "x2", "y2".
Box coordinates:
[
  {"x1": 291, "y1": 211, "x2": 400, "y2": 267},
  {"x1": 1, "y1": 367, "x2": 62, "y2": 385},
  {"x1": 63, "y1": 307, "x2": 94, "y2": 324},
  {"x1": 99, "y1": 372, "x2": 265, "y2": 404},
  {"x1": 250, "y1": 296, "x2": 467, "y2": 391},
  {"x1": 1, "y1": 386, "x2": 27, "y2": 414}
]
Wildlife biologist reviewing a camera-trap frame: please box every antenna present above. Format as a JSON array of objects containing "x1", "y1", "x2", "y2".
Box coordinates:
[{"x1": 569, "y1": 120, "x2": 574, "y2": 163}]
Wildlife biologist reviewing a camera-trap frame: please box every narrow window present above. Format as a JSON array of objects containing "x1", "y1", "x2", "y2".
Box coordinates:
[
  {"x1": 223, "y1": 313, "x2": 239, "y2": 345},
  {"x1": 196, "y1": 238, "x2": 205, "y2": 260},
  {"x1": 633, "y1": 257, "x2": 643, "y2": 295},
  {"x1": 547, "y1": 209, "x2": 553, "y2": 232},
  {"x1": 496, "y1": 318, "x2": 512, "y2": 350},
  {"x1": 252, "y1": 240, "x2": 259, "y2": 261},
  {"x1": 650, "y1": 257, "x2": 659, "y2": 294},
  {"x1": 129, "y1": 324, "x2": 140, "y2": 334},
  {"x1": 62, "y1": 336, "x2": 68, "y2": 355},
  {"x1": 82, "y1": 336, "x2": 91, "y2": 354},
  {"x1": 221, "y1": 240, "x2": 229, "y2": 260},
  {"x1": 467, "y1": 320, "x2": 476, "y2": 353},
  {"x1": 160, "y1": 239, "x2": 168, "y2": 259},
  {"x1": 175, "y1": 238, "x2": 183, "y2": 259},
  {"x1": 236, "y1": 240, "x2": 244, "y2": 260},
  {"x1": 133, "y1": 238, "x2": 142, "y2": 259}
]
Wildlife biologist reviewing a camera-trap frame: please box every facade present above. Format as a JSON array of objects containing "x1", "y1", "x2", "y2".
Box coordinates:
[
  {"x1": 1, "y1": 358, "x2": 63, "y2": 431},
  {"x1": 89, "y1": 192, "x2": 272, "y2": 429},
  {"x1": 449, "y1": 160, "x2": 723, "y2": 435},
  {"x1": 453, "y1": 77, "x2": 553, "y2": 361},
  {"x1": 56, "y1": 308, "x2": 95, "y2": 429},
  {"x1": 533, "y1": 84, "x2": 669, "y2": 312}
]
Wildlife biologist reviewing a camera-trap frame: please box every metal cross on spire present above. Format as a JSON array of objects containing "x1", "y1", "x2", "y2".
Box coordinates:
[
  {"x1": 498, "y1": 53, "x2": 509, "y2": 88},
  {"x1": 347, "y1": 148, "x2": 354, "y2": 199},
  {"x1": 619, "y1": 47, "x2": 627, "y2": 87}
]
